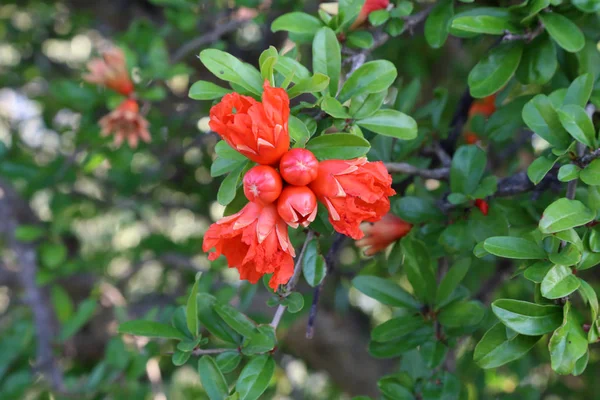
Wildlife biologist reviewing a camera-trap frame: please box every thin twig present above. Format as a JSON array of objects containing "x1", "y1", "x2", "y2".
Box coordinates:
[
  {"x1": 385, "y1": 162, "x2": 449, "y2": 179},
  {"x1": 270, "y1": 231, "x2": 315, "y2": 329},
  {"x1": 190, "y1": 348, "x2": 234, "y2": 356}
]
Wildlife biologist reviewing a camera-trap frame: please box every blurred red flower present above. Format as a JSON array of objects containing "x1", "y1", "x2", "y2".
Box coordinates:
[
  {"x1": 351, "y1": 0, "x2": 390, "y2": 30},
  {"x1": 356, "y1": 213, "x2": 412, "y2": 256},
  {"x1": 99, "y1": 99, "x2": 150, "y2": 148},
  {"x1": 83, "y1": 47, "x2": 134, "y2": 96}
]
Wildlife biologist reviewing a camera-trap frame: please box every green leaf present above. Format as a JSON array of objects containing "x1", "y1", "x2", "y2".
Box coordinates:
[
  {"x1": 393, "y1": 196, "x2": 445, "y2": 224},
  {"x1": 378, "y1": 379, "x2": 415, "y2": 400},
  {"x1": 540, "y1": 13, "x2": 585, "y2": 53},
  {"x1": 521, "y1": 0, "x2": 550, "y2": 22},
  {"x1": 369, "y1": 326, "x2": 433, "y2": 358},
  {"x1": 338, "y1": 60, "x2": 397, "y2": 103},
  {"x1": 15, "y1": 225, "x2": 45, "y2": 242},
  {"x1": 118, "y1": 319, "x2": 187, "y2": 340},
  {"x1": 491, "y1": 299, "x2": 562, "y2": 336},
  {"x1": 524, "y1": 261, "x2": 554, "y2": 283},
  {"x1": 421, "y1": 341, "x2": 448, "y2": 369},
  {"x1": 306, "y1": 133, "x2": 371, "y2": 160},
  {"x1": 321, "y1": 96, "x2": 350, "y2": 119},
  {"x1": 527, "y1": 156, "x2": 557, "y2": 185},
  {"x1": 287, "y1": 73, "x2": 330, "y2": 99},
  {"x1": 581, "y1": 159, "x2": 600, "y2": 186},
  {"x1": 468, "y1": 41, "x2": 523, "y2": 98},
  {"x1": 189, "y1": 80, "x2": 231, "y2": 100},
  {"x1": 436, "y1": 259, "x2": 470, "y2": 308},
  {"x1": 450, "y1": 145, "x2": 487, "y2": 195},
  {"x1": 346, "y1": 31, "x2": 374, "y2": 49},
  {"x1": 369, "y1": 9, "x2": 390, "y2": 26},
  {"x1": 541, "y1": 265, "x2": 580, "y2": 299},
  {"x1": 483, "y1": 236, "x2": 546, "y2": 259},
  {"x1": 217, "y1": 163, "x2": 245, "y2": 206},
  {"x1": 39, "y1": 243, "x2": 67, "y2": 269},
  {"x1": 177, "y1": 337, "x2": 204, "y2": 352},
  {"x1": 371, "y1": 315, "x2": 425, "y2": 342},
  {"x1": 539, "y1": 198, "x2": 596, "y2": 234},
  {"x1": 522, "y1": 94, "x2": 572, "y2": 150},
  {"x1": 558, "y1": 164, "x2": 581, "y2": 182},
  {"x1": 516, "y1": 34, "x2": 557, "y2": 85},
  {"x1": 198, "y1": 356, "x2": 230, "y2": 400},
  {"x1": 172, "y1": 350, "x2": 191, "y2": 366},
  {"x1": 394, "y1": 79, "x2": 421, "y2": 114},
  {"x1": 302, "y1": 236, "x2": 326, "y2": 287},
  {"x1": 200, "y1": 49, "x2": 262, "y2": 95},
  {"x1": 186, "y1": 276, "x2": 200, "y2": 337},
  {"x1": 241, "y1": 325, "x2": 276, "y2": 355},
  {"x1": 51, "y1": 285, "x2": 74, "y2": 323},
  {"x1": 549, "y1": 302, "x2": 588, "y2": 374},
  {"x1": 216, "y1": 351, "x2": 242, "y2": 374},
  {"x1": 282, "y1": 292, "x2": 304, "y2": 313},
  {"x1": 564, "y1": 73, "x2": 594, "y2": 108},
  {"x1": 548, "y1": 244, "x2": 581, "y2": 266},
  {"x1": 451, "y1": 10, "x2": 518, "y2": 35},
  {"x1": 579, "y1": 279, "x2": 598, "y2": 321},
  {"x1": 273, "y1": 56, "x2": 311, "y2": 84},
  {"x1": 573, "y1": 0, "x2": 600, "y2": 12},
  {"x1": 401, "y1": 238, "x2": 437, "y2": 304},
  {"x1": 352, "y1": 275, "x2": 421, "y2": 309},
  {"x1": 288, "y1": 115, "x2": 311, "y2": 147},
  {"x1": 485, "y1": 95, "x2": 531, "y2": 141},
  {"x1": 312, "y1": 27, "x2": 341, "y2": 97},
  {"x1": 438, "y1": 300, "x2": 485, "y2": 328},
  {"x1": 214, "y1": 303, "x2": 257, "y2": 337},
  {"x1": 271, "y1": 12, "x2": 323, "y2": 36},
  {"x1": 424, "y1": 0, "x2": 454, "y2": 49},
  {"x1": 356, "y1": 109, "x2": 418, "y2": 140},
  {"x1": 236, "y1": 355, "x2": 275, "y2": 400},
  {"x1": 557, "y1": 105, "x2": 596, "y2": 148},
  {"x1": 474, "y1": 323, "x2": 542, "y2": 369},
  {"x1": 197, "y1": 293, "x2": 242, "y2": 344}
]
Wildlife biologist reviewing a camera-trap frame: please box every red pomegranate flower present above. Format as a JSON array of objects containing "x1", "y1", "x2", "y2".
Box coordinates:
[
  {"x1": 355, "y1": 213, "x2": 412, "y2": 256},
  {"x1": 99, "y1": 99, "x2": 151, "y2": 148},
  {"x1": 83, "y1": 47, "x2": 134, "y2": 96},
  {"x1": 277, "y1": 186, "x2": 318, "y2": 228},
  {"x1": 202, "y1": 202, "x2": 296, "y2": 290},
  {"x1": 310, "y1": 157, "x2": 396, "y2": 239},
  {"x1": 351, "y1": 0, "x2": 390, "y2": 30},
  {"x1": 243, "y1": 165, "x2": 283, "y2": 205},
  {"x1": 209, "y1": 81, "x2": 290, "y2": 165},
  {"x1": 279, "y1": 148, "x2": 319, "y2": 186}
]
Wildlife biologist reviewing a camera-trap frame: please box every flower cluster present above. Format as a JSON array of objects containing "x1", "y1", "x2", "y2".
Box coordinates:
[
  {"x1": 83, "y1": 47, "x2": 150, "y2": 148},
  {"x1": 203, "y1": 81, "x2": 395, "y2": 289}
]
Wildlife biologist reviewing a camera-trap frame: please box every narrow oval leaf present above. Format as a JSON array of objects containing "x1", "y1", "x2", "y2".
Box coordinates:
[
  {"x1": 312, "y1": 27, "x2": 341, "y2": 97},
  {"x1": 236, "y1": 355, "x2": 275, "y2": 400},
  {"x1": 450, "y1": 145, "x2": 487, "y2": 195},
  {"x1": 401, "y1": 238, "x2": 437, "y2": 304},
  {"x1": 186, "y1": 277, "x2": 200, "y2": 337},
  {"x1": 356, "y1": 109, "x2": 418, "y2": 140},
  {"x1": 549, "y1": 302, "x2": 588, "y2": 374},
  {"x1": 541, "y1": 265, "x2": 581, "y2": 299},
  {"x1": 118, "y1": 320, "x2": 187, "y2": 340},
  {"x1": 516, "y1": 34, "x2": 557, "y2": 85},
  {"x1": 491, "y1": 299, "x2": 562, "y2": 336},
  {"x1": 198, "y1": 356, "x2": 230, "y2": 400},
  {"x1": 214, "y1": 302, "x2": 257, "y2": 337},
  {"x1": 197, "y1": 293, "x2": 242, "y2": 344},
  {"x1": 371, "y1": 315, "x2": 425, "y2": 342},
  {"x1": 522, "y1": 94, "x2": 572, "y2": 150},
  {"x1": 540, "y1": 13, "x2": 585, "y2": 53},
  {"x1": 527, "y1": 156, "x2": 557, "y2": 185},
  {"x1": 306, "y1": 133, "x2": 371, "y2": 160},
  {"x1": 352, "y1": 275, "x2": 421, "y2": 309},
  {"x1": 438, "y1": 300, "x2": 485, "y2": 328},
  {"x1": 557, "y1": 104, "x2": 596, "y2": 148},
  {"x1": 539, "y1": 198, "x2": 596, "y2": 234},
  {"x1": 564, "y1": 73, "x2": 594, "y2": 108},
  {"x1": 483, "y1": 236, "x2": 546, "y2": 259},
  {"x1": 216, "y1": 351, "x2": 242, "y2": 374},
  {"x1": 338, "y1": 60, "x2": 397, "y2": 103},
  {"x1": 271, "y1": 12, "x2": 323, "y2": 35},
  {"x1": 580, "y1": 159, "x2": 600, "y2": 186},
  {"x1": 424, "y1": 0, "x2": 454, "y2": 49},
  {"x1": 474, "y1": 323, "x2": 541, "y2": 369},
  {"x1": 200, "y1": 49, "x2": 262, "y2": 95},
  {"x1": 189, "y1": 80, "x2": 232, "y2": 100},
  {"x1": 468, "y1": 41, "x2": 523, "y2": 98},
  {"x1": 302, "y1": 236, "x2": 326, "y2": 287},
  {"x1": 436, "y1": 259, "x2": 471, "y2": 308}
]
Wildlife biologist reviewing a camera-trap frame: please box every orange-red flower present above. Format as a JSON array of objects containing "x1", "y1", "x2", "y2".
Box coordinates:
[
  {"x1": 464, "y1": 132, "x2": 479, "y2": 145},
  {"x1": 243, "y1": 165, "x2": 283, "y2": 205},
  {"x1": 279, "y1": 148, "x2": 319, "y2": 186},
  {"x1": 83, "y1": 48, "x2": 134, "y2": 96},
  {"x1": 469, "y1": 95, "x2": 496, "y2": 118},
  {"x1": 99, "y1": 99, "x2": 151, "y2": 148},
  {"x1": 277, "y1": 186, "x2": 318, "y2": 228},
  {"x1": 209, "y1": 81, "x2": 290, "y2": 165},
  {"x1": 310, "y1": 157, "x2": 395, "y2": 239},
  {"x1": 351, "y1": 0, "x2": 390, "y2": 30},
  {"x1": 202, "y1": 202, "x2": 296, "y2": 290},
  {"x1": 356, "y1": 213, "x2": 412, "y2": 256},
  {"x1": 474, "y1": 199, "x2": 489, "y2": 216}
]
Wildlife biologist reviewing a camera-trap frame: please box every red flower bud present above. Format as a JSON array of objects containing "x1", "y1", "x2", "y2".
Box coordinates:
[
  {"x1": 277, "y1": 186, "x2": 318, "y2": 228},
  {"x1": 474, "y1": 199, "x2": 489, "y2": 216},
  {"x1": 243, "y1": 165, "x2": 283, "y2": 205},
  {"x1": 279, "y1": 148, "x2": 319, "y2": 186},
  {"x1": 469, "y1": 95, "x2": 496, "y2": 118},
  {"x1": 464, "y1": 132, "x2": 479, "y2": 145}
]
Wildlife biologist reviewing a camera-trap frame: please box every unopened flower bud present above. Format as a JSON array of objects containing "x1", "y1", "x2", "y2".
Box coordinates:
[
  {"x1": 279, "y1": 148, "x2": 319, "y2": 186},
  {"x1": 243, "y1": 165, "x2": 283, "y2": 205},
  {"x1": 277, "y1": 186, "x2": 318, "y2": 228}
]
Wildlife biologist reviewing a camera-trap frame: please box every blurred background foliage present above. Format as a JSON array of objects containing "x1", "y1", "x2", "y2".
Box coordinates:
[{"x1": 1, "y1": 0, "x2": 600, "y2": 399}]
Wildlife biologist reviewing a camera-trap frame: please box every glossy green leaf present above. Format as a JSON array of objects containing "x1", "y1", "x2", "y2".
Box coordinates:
[
  {"x1": 516, "y1": 34, "x2": 557, "y2": 85},
  {"x1": 271, "y1": 12, "x2": 323, "y2": 35},
  {"x1": 288, "y1": 115, "x2": 311, "y2": 147},
  {"x1": 352, "y1": 275, "x2": 421, "y2": 309},
  {"x1": 436, "y1": 259, "x2": 470, "y2": 308},
  {"x1": 198, "y1": 356, "x2": 230, "y2": 400},
  {"x1": 468, "y1": 42, "x2": 523, "y2": 98},
  {"x1": 214, "y1": 303, "x2": 257, "y2": 337},
  {"x1": 302, "y1": 236, "x2": 326, "y2": 287},
  {"x1": 401, "y1": 238, "x2": 437, "y2": 304},
  {"x1": 321, "y1": 96, "x2": 350, "y2": 119},
  {"x1": 424, "y1": 0, "x2": 454, "y2": 49},
  {"x1": 524, "y1": 261, "x2": 553, "y2": 283},
  {"x1": 548, "y1": 244, "x2": 581, "y2": 266},
  {"x1": 450, "y1": 145, "x2": 487, "y2": 195},
  {"x1": 338, "y1": 60, "x2": 397, "y2": 103},
  {"x1": 197, "y1": 294, "x2": 242, "y2": 344},
  {"x1": 236, "y1": 355, "x2": 275, "y2": 400},
  {"x1": 579, "y1": 279, "x2": 598, "y2": 321},
  {"x1": 541, "y1": 265, "x2": 580, "y2": 299},
  {"x1": 369, "y1": 326, "x2": 433, "y2": 358},
  {"x1": 306, "y1": 133, "x2": 371, "y2": 160},
  {"x1": 451, "y1": 9, "x2": 518, "y2": 35},
  {"x1": 200, "y1": 49, "x2": 262, "y2": 95},
  {"x1": 474, "y1": 323, "x2": 541, "y2": 368},
  {"x1": 483, "y1": 236, "x2": 546, "y2": 259},
  {"x1": 356, "y1": 109, "x2": 418, "y2": 140},
  {"x1": 549, "y1": 302, "x2": 588, "y2": 374},
  {"x1": 580, "y1": 159, "x2": 600, "y2": 186},
  {"x1": 558, "y1": 164, "x2": 581, "y2": 182},
  {"x1": 59, "y1": 298, "x2": 98, "y2": 341},
  {"x1": 189, "y1": 80, "x2": 231, "y2": 100},
  {"x1": 371, "y1": 315, "x2": 425, "y2": 342},
  {"x1": 393, "y1": 196, "x2": 445, "y2": 224},
  {"x1": 491, "y1": 299, "x2": 562, "y2": 335},
  {"x1": 522, "y1": 94, "x2": 572, "y2": 150},
  {"x1": 118, "y1": 319, "x2": 187, "y2": 340},
  {"x1": 557, "y1": 104, "x2": 596, "y2": 148},
  {"x1": 564, "y1": 73, "x2": 594, "y2": 108},
  {"x1": 438, "y1": 300, "x2": 485, "y2": 328},
  {"x1": 216, "y1": 351, "x2": 242, "y2": 374},
  {"x1": 539, "y1": 198, "x2": 596, "y2": 234},
  {"x1": 540, "y1": 13, "x2": 585, "y2": 53},
  {"x1": 186, "y1": 276, "x2": 200, "y2": 337},
  {"x1": 527, "y1": 156, "x2": 556, "y2": 185},
  {"x1": 312, "y1": 27, "x2": 340, "y2": 97},
  {"x1": 241, "y1": 325, "x2": 276, "y2": 355},
  {"x1": 217, "y1": 163, "x2": 244, "y2": 206}
]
